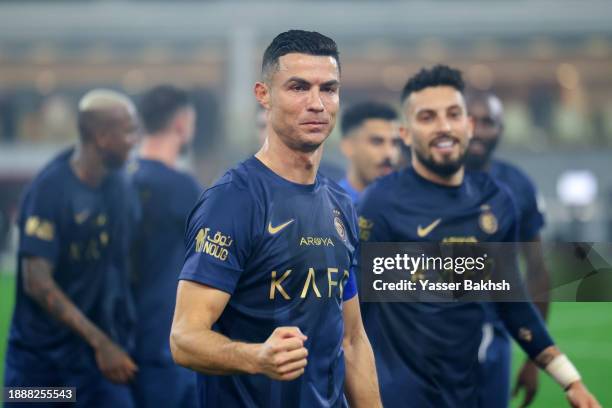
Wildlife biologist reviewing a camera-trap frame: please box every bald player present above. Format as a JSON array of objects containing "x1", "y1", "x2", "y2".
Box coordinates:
[
  {"x1": 466, "y1": 91, "x2": 551, "y2": 407},
  {"x1": 4, "y1": 90, "x2": 140, "y2": 407}
]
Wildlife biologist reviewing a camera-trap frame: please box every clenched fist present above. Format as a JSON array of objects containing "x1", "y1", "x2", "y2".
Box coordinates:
[{"x1": 254, "y1": 327, "x2": 309, "y2": 381}]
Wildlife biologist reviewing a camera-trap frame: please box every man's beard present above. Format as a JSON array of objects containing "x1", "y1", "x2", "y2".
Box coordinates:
[
  {"x1": 465, "y1": 138, "x2": 498, "y2": 171},
  {"x1": 101, "y1": 151, "x2": 126, "y2": 170},
  {"x1": 414, "y1": 147, "x2": 465, "y2": 177}
]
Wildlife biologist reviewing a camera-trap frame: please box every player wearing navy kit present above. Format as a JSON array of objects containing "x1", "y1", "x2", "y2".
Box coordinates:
[
  {"x1": 3, "y1": 90, "x2": 140, "y2": 407},
  {"x1": 358, "y1": 65, "x2": 599, "y2": 408},
  {"x1": 170, "y1": 30, "x2": 381, "y2": 408},
  {"x1": 129, "y1": 85, "x2": 201, "y2": 407},
  {"x1": 466, "y1": 91, "x2": 551, "y2": 407},
  {"x1": 338, "y1": 101, "x2": 402, "y2": 204}
]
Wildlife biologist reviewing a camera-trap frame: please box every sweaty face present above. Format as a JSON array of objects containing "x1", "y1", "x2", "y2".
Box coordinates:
[
  {"x1": 405, "y1": 86, "x2": 473, "y2": 177},
  {"x1": 267, "y1": 53, "x2": 340, "y2": 153},
  {"x1": 345, "y1": 119, "x2": 402, "y2": 186},
  {"x1": 465, "y1": 98, "x2": 502, "y2": 170},
  {"x1": 97, "y1": 106, "x2": 140, "y2": 169}
]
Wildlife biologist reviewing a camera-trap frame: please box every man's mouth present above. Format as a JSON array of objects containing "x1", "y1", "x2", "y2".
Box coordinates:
[
  {"x1": 431, "y1": 136, "x2": 458, "y2": 154},
  {"x1": 301, "y1": 121, "x2": 328, "y2": 126}
]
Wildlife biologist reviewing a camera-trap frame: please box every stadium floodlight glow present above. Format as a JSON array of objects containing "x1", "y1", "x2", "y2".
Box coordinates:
[{"x1": 556, "y1": 170, "x2": 598, "y2": 207}]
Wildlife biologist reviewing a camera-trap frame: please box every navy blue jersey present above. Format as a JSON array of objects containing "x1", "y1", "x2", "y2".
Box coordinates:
[
  {"x1": 179, "y1": 156, "x2": 358, "y2": 408},
  {"x1": 489, "y1": 159, "x2": 545, "y2": 241},
  {"x1": 478, "y1": 160, "x2": 546, "y2": 333},
  {"x1": 358, "y1": 167, "x2": 552, "y2": 408},
  {"x1": 338, "y1": 178, "x2": 361, "y2": 205},
  {"x1": 6, "y1": 148, "x2": 137, "y2": 372},
  {"x1": 129, "y1": 158, "x2": 202, "y2": 364}
]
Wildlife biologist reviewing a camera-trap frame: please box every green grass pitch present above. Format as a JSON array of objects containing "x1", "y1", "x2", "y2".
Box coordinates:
[{"x1": 1, "y1": 273, "x2": 610, "y2": 406}]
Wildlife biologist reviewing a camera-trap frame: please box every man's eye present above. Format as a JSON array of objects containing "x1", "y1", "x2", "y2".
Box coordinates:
[{"x1": 291, "y1": 85, "x2": 307, "y2": 91}]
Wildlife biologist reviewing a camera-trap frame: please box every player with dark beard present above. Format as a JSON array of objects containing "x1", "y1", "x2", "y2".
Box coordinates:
[{"x1": 358, "y1": 65, "x2": 600, "y2": 408}]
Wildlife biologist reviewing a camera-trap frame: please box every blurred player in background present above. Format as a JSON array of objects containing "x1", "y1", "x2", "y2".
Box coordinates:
[
  {"x1": 3, "y1": 90, "x2": 139, "y2": 407},
  {"x1": 170, "y1": 30, "x2": 381, "y2": 407},
  {"x1": 466, "y1": 91, "x2": 551, "y2": 407},
  {"x1": 129, "y1": 85, "x2": 201, "y2": 407},
  {"x1": 358, "y1": 65, "x2": 599, "y2": 408},
  {"x1": 338, "y1": 101, "x2": 402, "y2": 204}
]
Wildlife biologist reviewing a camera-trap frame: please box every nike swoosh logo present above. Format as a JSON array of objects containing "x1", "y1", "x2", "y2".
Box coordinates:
[
  {"x1": 417, "y1": 218, "x2": 442, "y2": 238},
  {"x1": 268, "y1": 219, "x2": 295, "y2": 235}
]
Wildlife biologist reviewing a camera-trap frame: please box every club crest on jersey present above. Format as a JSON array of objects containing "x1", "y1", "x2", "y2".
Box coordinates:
[
  {"x1": 479, "y1": 205, "x2": 498, "y2": 235},
  {"x1": 333, "y1": 209, "x2": 347, "y2": 242}
]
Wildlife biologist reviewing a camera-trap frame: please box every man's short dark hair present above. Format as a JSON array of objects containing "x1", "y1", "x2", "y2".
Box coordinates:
[
  {"x1": 341, "y1": 102, "x2": 397, "y2": 137},
  {"x1": 400, "y1": 65, "x2": 465, "y2": 104},
  {"x1": 262, "y1": 30, "x2": 340, "y2": 81},
  {"x1": 139, "y1": 85, "x2": 192, "y2": 134}
]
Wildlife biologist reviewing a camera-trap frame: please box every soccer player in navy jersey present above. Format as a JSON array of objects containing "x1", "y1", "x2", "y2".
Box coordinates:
[
  {"x1": 358, "y1": 65, "x2": 599, "y2": 408},
  {"x1": 129, "y1": 85, "x2": 201, "y2": 407},
  {"x1": 4, "y1": 90, "x2": 140, "y2": 407},
  {"x1": 338, "y1": 101, "x2": 402, "y2": 204},
  {"x1": 170, "y1": 30, "x2": 381, "y2": 408},
  {"x1": 466, "y1": 91, "x2": 551, "y2": 407}
]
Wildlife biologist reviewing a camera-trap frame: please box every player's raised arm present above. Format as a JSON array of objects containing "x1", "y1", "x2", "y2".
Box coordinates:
[
  {"x1": 170, "y1": 280, "x2": 308, "y2": 380},
  {"x1": 342, "y1": 296, "x2": 382, "y2": 408},
  {"x1": 22, "y1": 256, "x2": 137, "y2": 384}
]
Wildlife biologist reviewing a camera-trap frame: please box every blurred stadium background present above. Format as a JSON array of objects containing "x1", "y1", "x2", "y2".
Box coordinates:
[{"x1": 0, "y1": 1, "x2": 611, "y2": 406}]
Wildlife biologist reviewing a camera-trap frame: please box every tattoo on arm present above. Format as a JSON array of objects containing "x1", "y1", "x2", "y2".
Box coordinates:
[{"x1": 22, "y1": 257, "x2": 108, "y2": 349}]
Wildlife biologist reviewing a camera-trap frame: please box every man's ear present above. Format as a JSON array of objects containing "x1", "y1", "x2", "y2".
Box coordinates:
[
  {"x1": 254, "y1": 82, "x2": 271, "y2": 110},
  {"x1": 172, "y1": 109, "x2": 189, "y2": 142},
  {"x1": 466, "y1": 115, "x2": 475, "y2": 142},
  {"x1": 400, "y1": 124, "x2": 412, "y2": 146},
  {"x1": 340, "y1": 137, "x2": 354, "y2": 159}
]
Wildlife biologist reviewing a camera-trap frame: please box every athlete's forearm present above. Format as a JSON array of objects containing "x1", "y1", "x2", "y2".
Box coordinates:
[
  {"x1": 495, "y1": 301, "x2": 554, "y2": 359},
  {"x1": 22, "y1": 257, "x2": 110, "y2": 350},
  {"x1": 343, "y1": 327, "x2": 381, "y2": 407},
  {"x1": 522, "y1": 240, "x2": 550, "y2": 319},
  {"x1": 533, "y1": 345, "x2": 560, "y2": 368},
  {"x1": 170, "y1": 325, "x2": 260, "y2": 375}
]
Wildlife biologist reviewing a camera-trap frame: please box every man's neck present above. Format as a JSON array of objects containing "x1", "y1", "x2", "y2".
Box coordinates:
[
  {"x1": 412, "y1": 157, "x2": 464, "y2": 187},
  {"x1": 346, "y1": 166, "x2": 367, "y2": 192},
  {"x1": 255, "y1": 133, "x2": 322, "y2": 185},
  {"x1": 70, "y1": 144, "x2": 108, "y2": 188},
  {"x1": 139, "y1": 134, "x2": 180, "y2": 168}
]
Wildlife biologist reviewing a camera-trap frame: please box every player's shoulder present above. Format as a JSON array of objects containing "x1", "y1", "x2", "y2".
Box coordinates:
[
  {"x1": 192, "y1": 158, "x2": 258, "y2": 212},
  {"x1": 490, "y1": 159, "x2": 537, "y2": 192},
  {"x1": 359, "y1": 170, "x2": 403, "y2": 208},
  {"x1": 130, "y1": 158, "x2": 198, "y2": 187},
  {"x1": 319, "y1": 175, "x2": 354, "y2": 209},
  {"x1": 26, "y1": 147, "x2": 73, "y2": 195}
]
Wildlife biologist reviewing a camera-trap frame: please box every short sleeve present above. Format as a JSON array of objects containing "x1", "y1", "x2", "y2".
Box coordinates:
[
  {"x1": 179, "y1": 183, "x2": 255, "y2": 295},
  {"x1": 18, "y1": 182, "x2": 61, "y2": 264},
  {"x1": 342, "y1": 206, "x2": 360, "y2": 301}
]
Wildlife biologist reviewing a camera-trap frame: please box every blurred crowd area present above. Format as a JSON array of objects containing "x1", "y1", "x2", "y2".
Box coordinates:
[{"x1": 1, "y1": 0, "x2": 612, "y2": 268}]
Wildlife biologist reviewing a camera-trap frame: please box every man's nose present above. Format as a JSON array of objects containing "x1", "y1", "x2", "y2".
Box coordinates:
[{"x1": 306, "y1": 88, "x2": 324, "y2": 112}]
